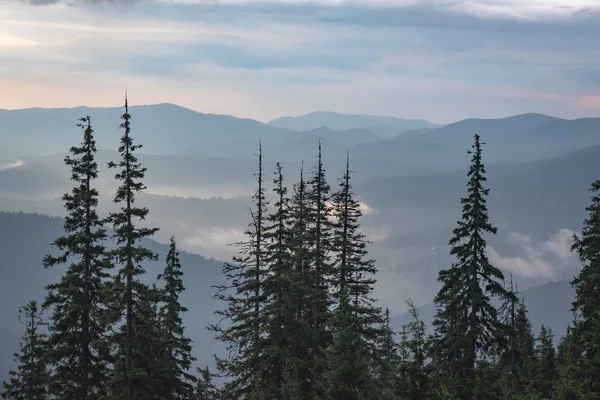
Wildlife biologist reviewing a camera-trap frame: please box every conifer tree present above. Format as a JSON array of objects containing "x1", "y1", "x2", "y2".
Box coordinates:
[
  {"x1": 104, "y1": 96, "x2": 160, "y2": 399},
  {"x1": 194, "y1": 367, "x2": 219, "y2": 400},
  {"x1": 210, "y1": 143, "x2": 268, "y2": 399},
  {"x1": 330, "y1": 154, "x2": 381, "y2": 336},
  {"x1": 1, "y1": 301, "x2": 49, "y2": 400},
  {"x1": 286, "y1": 162, "x2": 313, "y2": 397},
  {"x1": 261, "y1": 163, "x2": 306, "y2": 398},
  {"x1": 535, "y1": 325, "x2": 556, "y2": 398},
  {"x1": 325, "y1": 288, "x2": 373, "y2": 400},
  {"x1": 396, "y1": 299, "x2": 430, "y2": 400},
  {"x1": 377, "y1": 308, "x2": 399, "y2": 397},
  {"x1": 41, "y1": 116, "x2": 111, "y2": 399},
  {"x1": 156, "y1": 236, "x2": 197, "y2": 398},
  {"x1": 554, "y1": 327, "x2": 592, "y2": 399},
  {"x1": 304, "y1": 142, "x2": 334, "y2": 397},
  {"x1": 566, "y1": 175, "x2": 600, "y2": 396},
  {"x1": 431, "y1": 134, "x2": 516, "y2": 400}
]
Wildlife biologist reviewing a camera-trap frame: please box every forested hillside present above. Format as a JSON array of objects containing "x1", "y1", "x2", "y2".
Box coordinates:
[{"x1": 2, "y1": 101, "x2": 600, "y2": 400}]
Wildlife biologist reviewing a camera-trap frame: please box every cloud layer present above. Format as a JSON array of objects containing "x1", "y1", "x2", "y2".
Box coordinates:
[
  {"x1": 3, "y1": 0, "x2": 600, "y2": 121},
  {"x1": 488, "y1": 229, "x2": 581, "y2": 279}
]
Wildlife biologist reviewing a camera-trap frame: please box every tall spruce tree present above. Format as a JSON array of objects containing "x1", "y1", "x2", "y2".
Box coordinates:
[
  {"x1": 261, "y1": 163, "x2": 306, "y2": 398},
  {"x1": 377, "y1": 308, "x2": 399, "y2": 397},
  {"x1": 304, "y1": 142, "x2": 334, "y2": 397},
  {"x1": 156, "y1": 236, "x2": 196, "y2": 398},
  {"x1": 41, "y1": 116, "x2": 111, "y2": 399},
  {"x1": 566, "y1": 176, "x2": 600, "y2": 396},
  {"x1": 396, "y1": 299, "x2": 430, "y2": 400},
  {"x1": 330, "y1": 155, "x2": 382, "y2": 351},
  {"x1": 105, "y1": 96, "x2": 160, "y2": 399},
  {"x1": 431, "y1": 134, "x2": 515, "y2": 400},
  {"x1": 324, "y1": 288, "x2": 373, "y2": 400},
  {"x1": 1, "y1": 301, "x2": 49, "y2": 400},
  {"x1": 210, "y1": 142, "x2": 268, "y2": 399},
  {"x1": 535, "y1": 325, "x2": 556, "y2": 398},
  {"x1": 194, "y1": 367, "x2": 219, "y2": 400},
  {"x1": 286, "y1": 162, "x2": 314, "y2": 397}
]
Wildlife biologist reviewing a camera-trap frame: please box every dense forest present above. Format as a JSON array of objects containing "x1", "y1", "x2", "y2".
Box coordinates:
[{"x1": 2, "y1": 99, "x2": 599, "y2": 400}]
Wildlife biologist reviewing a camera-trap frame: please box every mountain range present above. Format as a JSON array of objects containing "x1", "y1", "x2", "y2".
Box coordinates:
[{"x1": 1, "y1": 103, "x2": 598, "y2": 384}]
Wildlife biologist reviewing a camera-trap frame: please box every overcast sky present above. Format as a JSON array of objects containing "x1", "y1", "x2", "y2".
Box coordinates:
[{"x1": 1, "y1": 0, "x2": 600, "y2": 123}]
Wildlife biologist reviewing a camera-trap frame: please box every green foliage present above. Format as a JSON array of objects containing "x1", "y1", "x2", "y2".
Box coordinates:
[
  {"x1": 12, "y1": 107, "x2": 600, "y2": 400},
  {"x1": 260, "y1": 163, "x2": 307, "y2": 398},
  {"x1": 395, "y1": 299, "x2": 430, "y2": 399},
  {"x1": 41, "y1": 116, "x2": 112, "y2": 399},
  {"x1": 564, "y1": 176, "x2": 600, "y2": 396},
  {"x1": 304, "y1": 142, "x2": 335, "y2": 398},
  {"x1": 209, "y1": 143, "x2": 269, "y2": 399},
  {"x1": 104, "y1": 97, "x2": 160, "y2": 398},
  {"x1": 1, "y1": 301, "x2": 49, "y2": 400},
  {"x1": 156, "y1": 237, "x2": 197, "y2": 398},
  {"x1": 194, "y1": 367, "x2": 219, "y2": 399},
  {"x1": 325, "y1": 289, "x2": 374, "y2": 400},
  {"x1": 431, "y1": 134, "x2": 516, "y2": 400},
  {"x1": 330, "y1": 155, "x2": 382, "y2": 365}
]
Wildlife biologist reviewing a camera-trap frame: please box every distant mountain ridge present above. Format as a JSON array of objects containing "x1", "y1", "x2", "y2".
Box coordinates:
[
  {"x1": 269, "y1": 110, "x2": 439, "y2": 138},
  {"x1": 2, "y1": 104, "x2": 599, "y2": 169}
]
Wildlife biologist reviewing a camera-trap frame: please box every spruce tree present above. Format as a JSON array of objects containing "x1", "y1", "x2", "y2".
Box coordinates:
[
  {"x1": 210, "y1": 143, "x2": 268, "y2": 399},
  {"x1": 304, "y1": 142, "x2": 334, "y2": 397},
  {"x1": 329, "y1": 153, "x2": 383, "y2": 393},
  {"x1": 41, "y1": 115, "x2": 111, "y2": 399},
  {"x1": 431, "y1": 134, "x2": 516, "y2": 400},
  {"x1": 286, "y1": 162, "x2": 313, "y2": 397},
  {"x1": 396, "y1": 299, "x2": 430, "y2": 400},
  {"x1": 330, "y1": 155, "x2": 382, "y2": 343},
  {"x1": 194, "y1": 367, "x2": 219, "y2": 400},
  {"x1": 104, "y1": 96, "x2": 160, "y2": 399},
  {"x1": 377, "y1": 308, "x2": 399, "y2": 397},
  {"x1": 324, "y1": 288, "x2": 373, "y2": 400},
  {"x1": 567, "y1": 175, "x2": 600, "y2": 396},
  {"x1": 156, "y1": 236, "x2": 197, "y2": 398},
  {"x1": 260, "y1": 163, "x2": 305, "y2": 398},
  {"x1": 1, "y1": 301, "x2": 49, "y2": 400},
  {"x1": 535, "y1": 325, "x2": 556, "y2": 398}
]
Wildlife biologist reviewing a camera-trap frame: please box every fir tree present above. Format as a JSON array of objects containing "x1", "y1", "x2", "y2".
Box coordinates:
[
  {"x1": 1, "y1": 301, "x2": 49, "y2": 400},
  {"x1": 156, "y1": 236, "x2": 197, "y2": 398},
  {"x1": 396, "y1": 299, "x2": 430, "y2": 400},
  {"x1": 431, "y1": 134, "x2": 516, "y2": 400},
  {"x1": 324, "y1": 288, "x2": 373, "y2": 400},
  {"x1": 567, "y1": 175, "x2": 600, "y2": 396},
  {"x1": 535, "y1": 325, "x2": 556, "y2": 398},
  {"x1": 260, "y1": 163, "x2": 305, "y2": 398},
  {"x1": 104, "y1": 95, "x2": 160, "y2": 399},
  {"x1": 194, "y1": 367, "x2": 219, "y2": 400},
  {"x1": 376, "y1": 308, "x2": 399, "y2": 397},
  {"x1": 41, "y1": 115, "x2": 111, "y2": 399},
  {"x1": 330, "y1": 154, "x2": 381, "y2": 332},
  {"x1": 498, "y1": 278, "x2": 535, "y2": 397},
  {"x1": 210, "y1": 143, "x2": 268, "y2": 399},
  {"x1": 304, "y1": 142, "x2": 334, "y2": 397},
  {"x1": 554, "y1": 327, "x2": 590, "y2": 399},
  {"x1": 286, "y1": 162, "x2": 313, "y2": 397}
]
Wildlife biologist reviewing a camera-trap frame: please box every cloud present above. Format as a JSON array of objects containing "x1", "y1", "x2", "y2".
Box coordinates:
[
  {"x1": 488, "y1": 229, "x2": 580, "y2": 279},
  {"x1": 0, "y1": 160, "x2": 25, "y2": 170},
  {"x1": 4, "y1": 0, "x2": 600, "y2": 122},
  {"x1": 180, "y1": 226, "x2": 246, "y2": 260}
]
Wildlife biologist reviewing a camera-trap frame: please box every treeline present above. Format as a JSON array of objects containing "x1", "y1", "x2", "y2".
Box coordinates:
[{"x1": 1, "y1": 99, "x2": 599, "y2": 399}]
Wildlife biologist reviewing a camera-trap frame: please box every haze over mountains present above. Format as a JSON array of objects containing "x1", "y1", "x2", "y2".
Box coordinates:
[{"x1": 1, "y1": 103, "x2": 598, "y2": 382}]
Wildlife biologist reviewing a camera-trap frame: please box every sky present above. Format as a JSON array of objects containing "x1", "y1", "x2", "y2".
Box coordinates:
[{"x1": 1, "y1": 0, "x2": 600, "y2": 123}]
